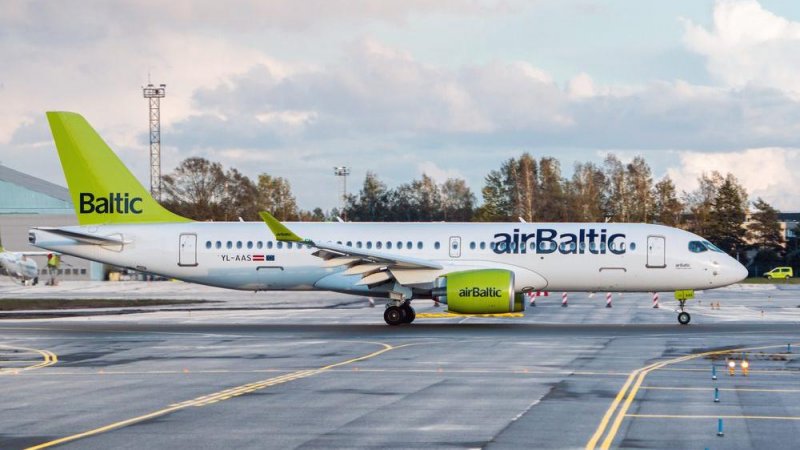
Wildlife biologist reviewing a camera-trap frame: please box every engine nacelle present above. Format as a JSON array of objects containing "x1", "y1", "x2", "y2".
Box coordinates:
[{"x1": 432, "y1": 269, "x2": 525, "y2": 314}]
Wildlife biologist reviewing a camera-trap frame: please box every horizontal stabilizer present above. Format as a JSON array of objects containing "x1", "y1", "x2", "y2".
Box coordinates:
[{"x1": 34, "y1": 228, "x2": 128, "y2": 246}]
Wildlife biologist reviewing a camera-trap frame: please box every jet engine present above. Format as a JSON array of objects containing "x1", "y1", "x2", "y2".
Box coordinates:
[{"x1": 432, "y1": 269, "x2": 525, "y2": 314}]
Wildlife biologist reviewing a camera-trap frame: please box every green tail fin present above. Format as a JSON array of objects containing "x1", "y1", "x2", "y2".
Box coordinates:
[{"x1": 46, "y1": 112, "x2": 190, "y2": 225}]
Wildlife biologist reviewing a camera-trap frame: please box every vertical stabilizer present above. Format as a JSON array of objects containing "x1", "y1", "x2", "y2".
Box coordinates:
[{"x1": 46, "y1": 112, "x2": 190, "y2": 225}]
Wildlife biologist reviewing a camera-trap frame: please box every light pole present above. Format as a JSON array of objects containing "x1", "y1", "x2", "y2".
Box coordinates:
[
  {"x1": 142, "y1": 82, "x2": 166, "y2": 201},
  {"x1": 333, "y1": 166, "x2": 350, "y2": 219}
]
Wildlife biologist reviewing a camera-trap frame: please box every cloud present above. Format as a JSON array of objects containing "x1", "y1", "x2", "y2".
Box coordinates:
[
  {"x1": 417, "y1": 161, "x2": 465, "y2": 183},
  {"x1": 175, "y1": 36, "x2": 800, "y2": 154},
  {"x1": 667, "y1": 148, "x2": 800, "y2": 211},
  {"x1": 683, "y1": 0, "x2": 800, "y2": 98}
]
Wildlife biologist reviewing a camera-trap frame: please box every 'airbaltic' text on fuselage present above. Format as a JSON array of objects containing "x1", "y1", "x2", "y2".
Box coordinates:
[{"x1": 493, "y1": 228, "x2": 626, "y2": 255}]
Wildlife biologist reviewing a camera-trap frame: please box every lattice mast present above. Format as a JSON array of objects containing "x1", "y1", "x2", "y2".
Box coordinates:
[{"x1": 142, "y1": 83, "x2": 166, "y2": 200}]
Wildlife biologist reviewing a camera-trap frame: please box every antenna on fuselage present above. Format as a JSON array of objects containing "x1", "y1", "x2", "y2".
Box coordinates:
[{"x1": 518, "y1": 217, "x2": 527, "y2": 223}]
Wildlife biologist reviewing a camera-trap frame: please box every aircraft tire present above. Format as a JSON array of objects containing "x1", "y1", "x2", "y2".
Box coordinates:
[
  {"x1": 384, "y1": 306, "x2": 405, "y2": 326},
  {"x1": 402, "y1": 305, "x2": 416, "y2": 324},
  {"x1": 678, "y1": 311, "x2": 691, "y2": 325}
]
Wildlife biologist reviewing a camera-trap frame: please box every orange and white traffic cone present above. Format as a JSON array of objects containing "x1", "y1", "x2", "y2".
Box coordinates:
[
  {"x1": 605, "y1": 292, "x2": 613, "y2": 308},
  {"x1": 652, "y1": 292, "x2": 659, "y2": 309},
  {"x1": 561, "y1": 292, "x2": 568, "y2": 307}
]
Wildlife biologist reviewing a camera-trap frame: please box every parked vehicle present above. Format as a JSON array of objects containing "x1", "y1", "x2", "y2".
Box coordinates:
[{"x1": 763, "y1": 267, "x2": 793, "y2": 280}]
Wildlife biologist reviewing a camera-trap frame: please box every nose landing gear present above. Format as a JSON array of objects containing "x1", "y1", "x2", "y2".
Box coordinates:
[{"x1": 677, "y1": 299, "x2": 691, "y2": 325}]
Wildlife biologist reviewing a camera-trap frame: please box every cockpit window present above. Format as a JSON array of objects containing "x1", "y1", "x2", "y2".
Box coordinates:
[
  {"x1": 702, "y1": 241, "x2": 725, "y2": 253},
  {"x1": 688, "y1": 241, "x2": 707, "y2": 253}
]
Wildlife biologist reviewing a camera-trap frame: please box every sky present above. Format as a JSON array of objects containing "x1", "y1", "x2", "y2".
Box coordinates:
[{"x1": 2, "y1": 0, "x2": 800, "y2": 212}]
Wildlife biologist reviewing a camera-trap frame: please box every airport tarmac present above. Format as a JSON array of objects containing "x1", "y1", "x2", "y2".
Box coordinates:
[{"x1": 1, "y1": 281, "x2": 799, "y2": 449}]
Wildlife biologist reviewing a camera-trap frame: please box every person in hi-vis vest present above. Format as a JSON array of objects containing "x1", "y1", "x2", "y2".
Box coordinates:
[{"x1": 46, "y1": 253, "x2": 60, "y2": 286}]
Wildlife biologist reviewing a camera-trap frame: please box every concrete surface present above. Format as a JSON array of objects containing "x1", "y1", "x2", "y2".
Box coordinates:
[{"x1": 1, "y1": 280, "x2": 799, "y2": 449}]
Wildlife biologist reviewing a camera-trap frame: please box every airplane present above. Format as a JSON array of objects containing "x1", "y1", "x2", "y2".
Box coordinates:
[
  {"x1": 0, "y1": 232, "x2": 45, "y2": 285},
  {"x1": 28, "y1": 112, "x2": 748, "y2": 325}
]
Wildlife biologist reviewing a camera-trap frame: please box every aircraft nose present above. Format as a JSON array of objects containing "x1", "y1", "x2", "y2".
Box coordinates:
[{"x1": 727, "y1": 258, "x2": 748, "y2": 284}]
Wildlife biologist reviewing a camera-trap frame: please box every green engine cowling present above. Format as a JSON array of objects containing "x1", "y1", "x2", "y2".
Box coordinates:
[{"x1": 432, "y1": 269, "x2": 525, "y2": 314}]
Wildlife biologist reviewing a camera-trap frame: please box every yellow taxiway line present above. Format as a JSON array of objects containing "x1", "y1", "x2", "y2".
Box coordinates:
[
  {"x1": 642, "y1": 386, "x2": 800, "y2": 393},
  {"x1": 26, "y1": 341, "x2": 400, "y2": 450},
  {"x1": 416, "y1": 312, "x2": 524, "y2": 319},
  {"x1": 586, "y1": 342, "x2": 799, "y2": 450},
  {"x1": 627, "y1": 414, "x2": 800, "y2": 421},
  {"x1": 0, "y1": 344, "x2": 58, "y2": 374}
]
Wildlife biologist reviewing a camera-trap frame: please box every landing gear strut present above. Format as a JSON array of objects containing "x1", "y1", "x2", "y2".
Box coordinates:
[
  {"x1": 384, "y1": 301, "x2": 416, "y2": 326},
  {"x1": 677, "y1": 300, "x2": 691, "y2": 325}
]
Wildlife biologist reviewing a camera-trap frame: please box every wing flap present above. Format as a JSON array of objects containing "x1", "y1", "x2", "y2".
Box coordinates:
[{"x1": 356, "y1": 271, "x2": 393, "y2": 286}]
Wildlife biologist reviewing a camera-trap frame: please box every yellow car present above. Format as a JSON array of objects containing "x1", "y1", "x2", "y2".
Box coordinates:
[{"x1": 764, "y1": 267, "x2": 793, "y2": 280}]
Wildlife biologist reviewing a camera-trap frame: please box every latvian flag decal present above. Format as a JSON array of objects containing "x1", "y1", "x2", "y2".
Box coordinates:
[{"x1": 252, "y1": 254, "x2": 265, "y2": 262}]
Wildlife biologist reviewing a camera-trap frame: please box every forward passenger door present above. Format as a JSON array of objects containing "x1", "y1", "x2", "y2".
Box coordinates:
[{"x1": 178, "y1": 233, "x2": 198, "y2": 267}]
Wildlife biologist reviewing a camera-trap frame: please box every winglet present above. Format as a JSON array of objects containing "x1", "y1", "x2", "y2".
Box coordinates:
[{"x1": 259, "y1": 211, "x2": 305, "y2": 242}]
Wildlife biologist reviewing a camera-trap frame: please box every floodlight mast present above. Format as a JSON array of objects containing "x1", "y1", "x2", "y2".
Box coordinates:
[
  {"x1": 142, "y1": 83, "x2": 166, "y2": 201},
  {"x1": 333, "y1": 166, "x2": 351, "y2": 219}
]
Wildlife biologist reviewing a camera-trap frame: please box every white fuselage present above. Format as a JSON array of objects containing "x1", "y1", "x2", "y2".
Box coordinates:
[
  {"x1": 29, "y1": 222, "x2": 748, "y2": 297},
  {"x1": 0, "y1": 251, "x2": 39, "y2": 283}
]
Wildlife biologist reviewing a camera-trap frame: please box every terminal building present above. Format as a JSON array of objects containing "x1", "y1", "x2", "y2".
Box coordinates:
[{"x1": 0, "y1": 164, "x2": 101, "y2": 280}]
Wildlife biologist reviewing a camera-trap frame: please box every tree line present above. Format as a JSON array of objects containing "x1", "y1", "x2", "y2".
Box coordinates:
[{"x1": 159, "y1": 153, "x2": 799, "y2": 269}]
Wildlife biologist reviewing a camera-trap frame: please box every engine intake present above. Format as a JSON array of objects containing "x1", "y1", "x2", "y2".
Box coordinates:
[{"x1": 432, "y1": 269, "x2": 525, "y2": 314}]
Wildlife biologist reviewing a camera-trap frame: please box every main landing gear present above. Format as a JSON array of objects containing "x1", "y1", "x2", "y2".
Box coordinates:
[
  {"x1": 384, "y1": 301, "x2": 416, "y2": 326},
  {"x1": 677, "y1": 300, "x2": 691, "y2": 325}
]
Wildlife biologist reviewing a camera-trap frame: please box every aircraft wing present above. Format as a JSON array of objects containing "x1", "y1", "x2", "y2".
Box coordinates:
[
  {"x1": 310, "y1": 241, "x2": 443, "y2": 270},
  {"x1": 259, "y1": 212, "x2": 443, "y2": 286},
  {"x1": 16, "y1": 251, "x2": 51, "y2": 257}
]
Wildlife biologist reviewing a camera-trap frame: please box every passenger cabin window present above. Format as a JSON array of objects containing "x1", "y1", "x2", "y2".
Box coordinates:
[
  {"x1": 629, "y1": 242, "x2": 637, "y2": 251},
  {"x1": 287, "y1": 242, "x2": 293, "y2": 249},
  {"x1": 236, "y1": 241, "x2": 242, "y2": 249},
  {"x1": 387, "y1": 242, "x2": 393, "y2": 249},
  {"x1": 407, "y1": 241, "x2": 413, "y2": 249},
  {"x1": 247, "y1": 241, "x2": 253, "y2": 249},
  {"x1": 257, "y1": 241, "x2": 263, "y2": 249},
  {"x1": 267, "y1": 241, "x2": 273, "y2": 249},
  {"x1": 397, "y1": 241, "x2": 403, "y2": 249},
  {"x1": 376, "y1": 242, "x2": 382, "y2": 249},
  {"x1": 470, "y1": 242, "x2": 476, "y2": 250},
  {"x1": 417, "y1": 241, "x2": 423, "y2": 250},
  {"x1": 357, "y1": 241, "x2": 363, "y2": 249},
  {"x1": 277, "y1": 242, "x2": 283, "y2": 249},
  {"x1": 366, "y1": 241, "x2": 372, "y2": 249},
  {"x1": 529, "y1": 241, "x2": 536, "y2": 251},
  {"x1": 434, "y1": 242, "x2": 441, "y2": 250},
  {"x1": 215, "y1": 241, "x2": 222, "y2": 249},
  {"x1": 480, "y1": 242, "x2": 486, "y2": 250},
  {"x1": 347, "y1": 241, "x2": 353, "y2": 247},
  {"x1": 226, "y1": 241, "x2": 233, "y2": 249},
  {"x1": 205, "y1": 241, "x2": 212, "y2": 249}
]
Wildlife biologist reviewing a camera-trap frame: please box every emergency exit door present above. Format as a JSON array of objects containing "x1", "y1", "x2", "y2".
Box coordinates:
[
  {"x1": 179, "y1": 233, "x2": 198, "y2": 267},
  {"x1": 646, "y1": 235, "x2": 666, "y2": 268}
]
